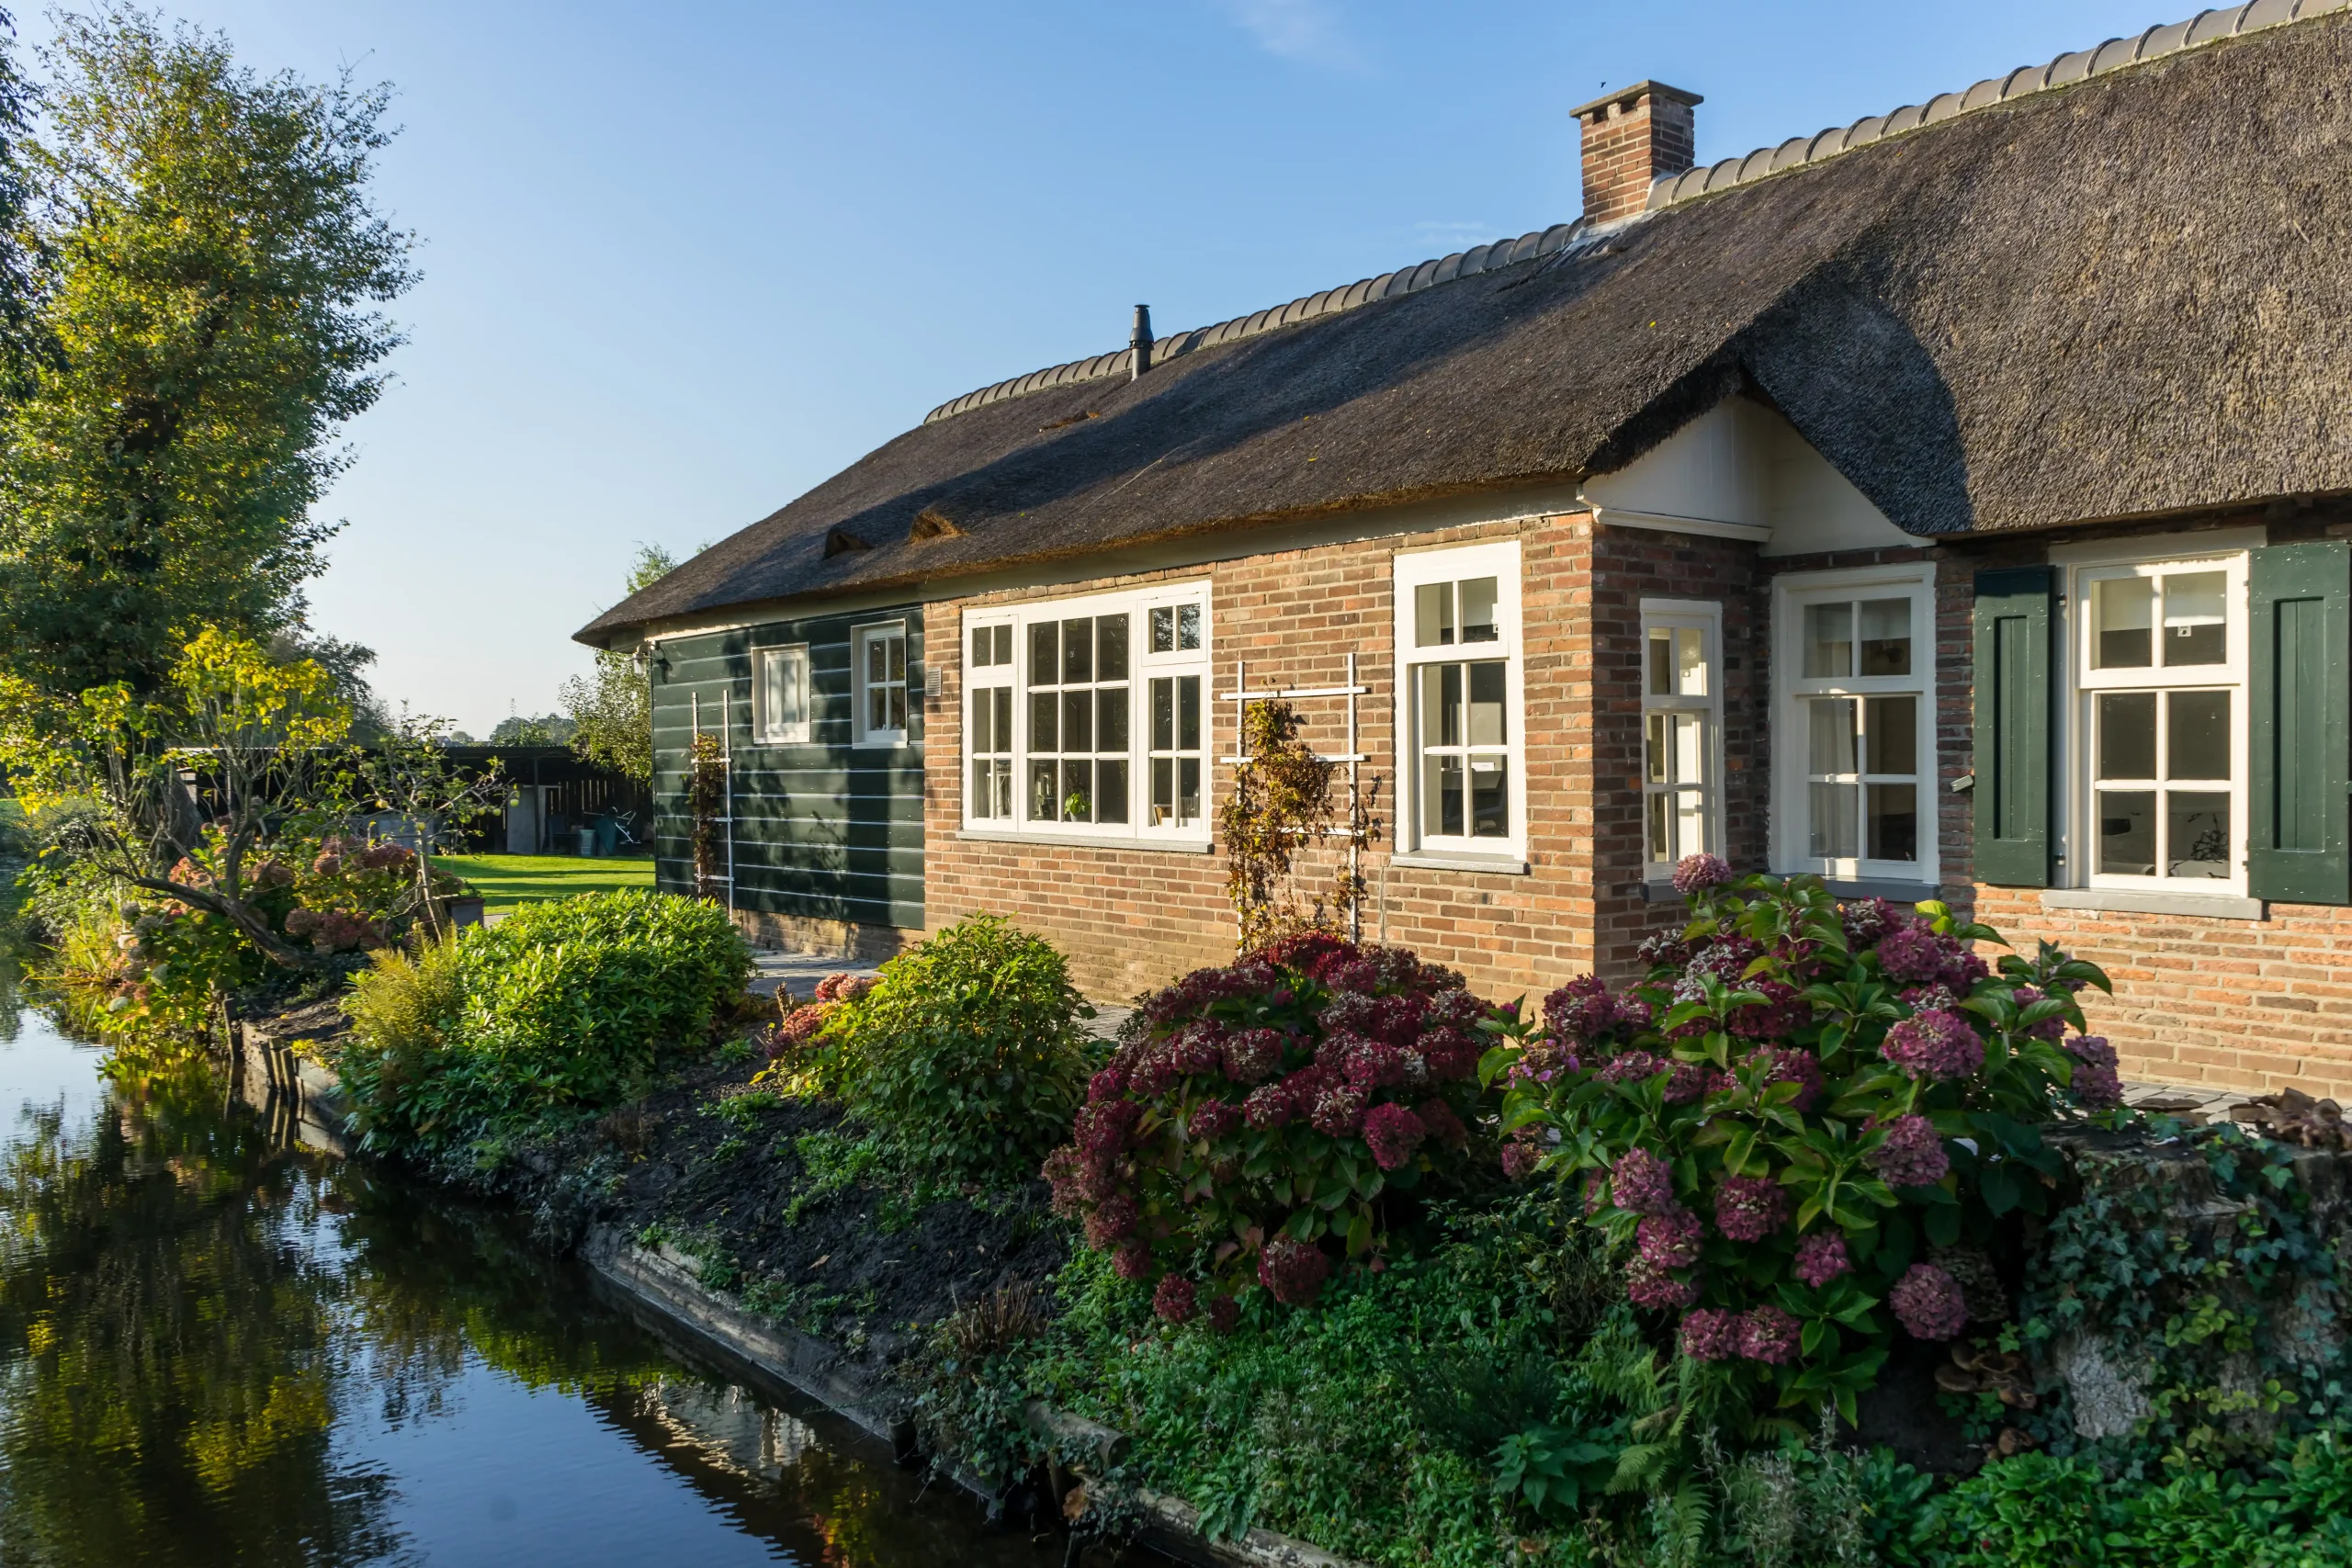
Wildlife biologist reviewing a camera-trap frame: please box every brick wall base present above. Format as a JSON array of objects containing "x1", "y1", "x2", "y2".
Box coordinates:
[{"x1": 731, "y1": 908, "x2": 910, "y2": 964}]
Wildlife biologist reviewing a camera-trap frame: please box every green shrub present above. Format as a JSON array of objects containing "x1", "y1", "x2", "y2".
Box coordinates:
[
  {"x1": 336, "y1": 889, "x2": 749, "y2": 1152},
  {"x1": 818, "y1": 913, "x2": 1093, "y2": 1190}
]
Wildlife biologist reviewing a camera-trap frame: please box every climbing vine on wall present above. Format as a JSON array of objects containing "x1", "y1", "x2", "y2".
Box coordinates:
[
  {"x1": 688, "y1": 730, "x2": 727, "y2": 899},
  {"x1": 1219, "y1": 700, "x2": 1377, "y2": 952}
]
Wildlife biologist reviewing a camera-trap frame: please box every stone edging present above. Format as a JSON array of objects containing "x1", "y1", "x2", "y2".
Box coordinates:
[{"x1": 580, "y1": 1228, "x2": 1371, "y2": 1568}]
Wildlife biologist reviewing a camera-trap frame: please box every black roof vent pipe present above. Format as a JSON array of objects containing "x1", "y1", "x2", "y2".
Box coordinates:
[{"x1": 1129, "y1": 304, "x2": 1154, "y2": 380}]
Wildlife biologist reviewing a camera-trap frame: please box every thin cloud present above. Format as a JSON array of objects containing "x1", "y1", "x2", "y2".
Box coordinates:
[{"x1": 1218, "y1": 0, "x2": 1373, "y2": 74}]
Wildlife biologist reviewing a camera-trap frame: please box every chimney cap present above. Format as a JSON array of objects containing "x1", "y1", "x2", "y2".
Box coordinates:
[{"x1": 1570, "y1": 80, "x2": 1702, "y2": 122}]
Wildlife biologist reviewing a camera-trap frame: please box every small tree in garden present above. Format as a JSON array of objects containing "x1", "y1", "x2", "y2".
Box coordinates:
[
  {"x1": 1044, "y1": 931, "x2": 1493, "y2": 1322},
  {"x1": 357, "y1": 709, "x2": 509, "y2": 936},
  {"x1": 1485, "y1": 856, "x2": 2115, "y2": 1428},
  {"x1": 687, "y1": 731, "x2": 726, "y2": 898},
  {"x1": 1220, "y1": 699, "x2": 1375, "y2": 952}
]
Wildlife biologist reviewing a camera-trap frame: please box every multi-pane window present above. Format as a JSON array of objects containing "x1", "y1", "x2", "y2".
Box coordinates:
[
  {"x1": 967, "y1": 623, "x2": 1014, "y2": 819},
  {"x1": 1027, "y1": 615, "x2": 1131, "y2": 825},
  {"x1": 1642, "y1": 603, "x2": 1720, "y2": 874},
  {"x1": 854, "y1": 623, "x2": 908, "y2": 746},
  {"x1": 1396, "y1": 543, "x2": 1522, "y2": 854},
  {"x1": 753, "y1": 645, "x2": 810, "y2": 744},
  {"x1": 962, "y1": 588, "x2": 1210, "y2": 839},
  {"x1": 2077, "y1": 558, "x2": 2244, "y2": 886},
  {"x1": 1777, "y1": 573, "x2": 1933, "y2": 878}
]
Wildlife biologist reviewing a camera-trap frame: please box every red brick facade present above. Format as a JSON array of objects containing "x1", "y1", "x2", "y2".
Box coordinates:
[{"x1": 912, "y1": 497, "x2": 2352, "y2": 1100}]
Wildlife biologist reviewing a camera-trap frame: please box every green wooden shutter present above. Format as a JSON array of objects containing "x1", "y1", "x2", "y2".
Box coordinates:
[
  {"x1": 1972, "y1": 566, "x2": 2056, "y2": 886},
  {"x1": 2249, "y1": 540, "x2": 2350, "y2": 904}
]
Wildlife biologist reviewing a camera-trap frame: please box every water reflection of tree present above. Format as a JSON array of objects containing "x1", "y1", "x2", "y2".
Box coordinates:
[{"x1": 0, "y1": 1057, "x2": 405, "y2": 1566}]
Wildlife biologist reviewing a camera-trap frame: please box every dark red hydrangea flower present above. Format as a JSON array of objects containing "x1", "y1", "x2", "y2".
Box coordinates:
[
  {"x1": 1625, "y1": 1253, "x2": 1701, "y2": 1310},
  {"x1": 1868, "y1": 1113, "x2": 1950, "y2": 1188},
  {"x1": 1881, "y1": 1009, "x2": 1985, "y2": 1079},
  {"x1": 1840, "y1": 897, "x2": 1900, "y2": 952},
  {"x1": 1500, "y1": 1137, "x2": 1544, "y2": 1182},
  {"x1": 1084, "y1": 1192, "x2": 1138, "y2": 1247},
  {"x1": 1261, "y1": 931, "x2": 1353, "y2": 975},
  {"x1": 1737, "y1": 1305, "x2": 1802, "y2": 1364},
  {"x1": 1662, "y1": 1062, "x2": 1732, "y2": 1105},
  {"x1": 1713, "y1": 1176, "x2": 1788, "y2": 1242},
  {"x1": 1671, "y1": 852, "x2": 1735, "y2": 894},
  {"x1": 1600, "y1": 1050, "x2": 1670, "y2": 1088},
  {"x1": 1326, "y1": 958, "x2": 1382, "y2": 994},
  {"x1": 2065, "y1": 1035, "x2": 2123, "y2": 1109},
  {"x1": 1205, "y1": 1295, "x2": 1240, "y2": 1334},
  {"x1": 1747, "y1": 1045, "x2": 1825, "y2": 1112},
  {"x1": 1544, "y1": 975, "x2": 1646, "y2": 1045},
  {"x1": 1243, "y1": 1083, "x2": 1294, "y2": 1129},
  {"x1": 1152, "y1": 1274, "x2": 1198, "y2": 1325},
  {"x1": 1686, "y1": 936, "x2": 1767, "y2": 987},
  {"x1": 1873, "y1": 921, "x2": 1955, "y2": 987},
  {"x1": 1792, "y1": 1230, "x2": 1853, "y2": 1288},
  {"x1": 1041, "y1": 1145, "x2": 1089, "y2": 1218},
  {"x1": 1362, "y1": 1102, "x2": 1427, "y2": 1170},
  {"x1": 1727, "y1": 980, "x2": 1811, "y2": 1040},
  {"x1": 1612, "y1": 1147, "x2": 1678, "y2": 1215},
  {"x1": 1309, "y1": 1084, "x2": 1369, "y2": 1137},
  {"x1": 1125, "y1": 1043, "x2": 1181, "y2": 1098},
  {"x1": 1679, "y1": 1307, "x2": 1740, "y2": 1360},
  {"x1": 1318, "y1": 991, "x2": 1381, "y2": 1036},
  {"x1": 2010, "y1": 986, "x2": 2069, "y2": 1041},
  {"x1": 1277, "y1": 1065, "x2": 1336, "y2": 1115},
  {"x1": 1220, "y1": 1028, "x2": 1285, "y2": 1084},
  {"x1": 1340, "y1": 1037, "x2": 1407, "y2": 1089},
  {"x1": 1076, "y1": 1100, "x2": 1141, "y2": 1157},
  {"x1": 1189, "y1": 1099, "x2": 1241, "y2": 1141},
  {"x1": 1173, "y1": 1022, "x2": 1227, "y2": 1076},
  {"x1": 1415, "y1": 1026, "x2": 1482, "y2": 1082},
  {"x1": 1258, "y1": 1236, "x2": 1332, "y2": 1306},
  {"x1": 1113, "y1": 1238, "x2": 1154, "y2": 1280},
  {"x1": 1415, "y1": 1098, "x2": 1467, "y2": 1150},
  {"x1": 1899, "y1": 984, "x2": 1961, "y2": 1013},
  {"x1": 1637, "y1": 932, "x2": 1694, "y2": 971},
  {"x1": 1945, "y1": 951, "x2": 1992, "y2": 992},
  {"x1": 1424, "y1": 988, "x2": 1487, "y2": 1030},
  {"x1": 1637, "y1": 1206, "x2": 1704, "y2": 1268},
  {"x1": 1890, "y1": 1263, "x2": 1969, "y2": 1339}
]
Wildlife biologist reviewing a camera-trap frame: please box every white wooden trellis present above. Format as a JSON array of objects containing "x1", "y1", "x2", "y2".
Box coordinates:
[
  {"x1": 1218, "y1": 652, "x2": 1374, "y2": 942},
  {"x1": 688, "y1": 689, "x2": 737, "y2": 910}
]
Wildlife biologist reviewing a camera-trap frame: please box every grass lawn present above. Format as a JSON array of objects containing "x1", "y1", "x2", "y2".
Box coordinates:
[{"x1": 435, "y1": 853, "x2": 657, "y2": 911}]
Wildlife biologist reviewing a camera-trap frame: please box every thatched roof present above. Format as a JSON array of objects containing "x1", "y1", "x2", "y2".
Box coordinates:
[{"x1": 582, "y1": 6, "x2": 2352, "y2": 645}]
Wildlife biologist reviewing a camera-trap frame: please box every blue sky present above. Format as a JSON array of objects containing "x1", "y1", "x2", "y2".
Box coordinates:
[{"x1": 159, "y1": 0, "x2": 2169, "y2": 734}]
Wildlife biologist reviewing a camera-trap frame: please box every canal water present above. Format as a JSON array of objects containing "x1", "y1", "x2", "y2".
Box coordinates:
[{"x1": 0, "y1": 1007, "x2": 1110, "y2": 1567}]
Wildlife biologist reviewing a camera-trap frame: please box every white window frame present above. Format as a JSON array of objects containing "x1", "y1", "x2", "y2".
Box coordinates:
[
  {"x1": 852, "y1": 621, "x2": 910, "y2": 748},
  {"x1": 1771, "y1": 565, "x2": 1938, "y2": 886},
  {"x1": 2056, "y1": 536, "x2": 2253, "y2": 898},
  {"x1": 958, "y1": 582, "x2": 1212, "y2": 843},
  {"x1": 1640, "y1": 599, "x2": 1724, "y2": 880},
  {"x1": 1393, "y1": 540, "x2": 1526, "y2": 860},
  {"x1": 752, "y1": 644, "x2": 811, "y2": 745}
]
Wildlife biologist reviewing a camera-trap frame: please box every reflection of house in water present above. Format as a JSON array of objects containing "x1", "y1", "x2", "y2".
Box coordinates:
[{"x1": 642, "y1": 1380, "x2": 819, "y2": 1482}]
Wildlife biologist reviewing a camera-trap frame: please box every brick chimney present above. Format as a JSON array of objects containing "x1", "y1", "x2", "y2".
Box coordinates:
[{"x1": 1572, "y1": 81, "x2": 1702, "y2": 226}]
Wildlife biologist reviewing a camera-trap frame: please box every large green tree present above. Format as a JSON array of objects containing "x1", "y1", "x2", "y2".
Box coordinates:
[
  {"x1": 561, "y1": 544, "x2": 677, "y2": 784},
  {"x1": 0, "y1": 6, "x2": 415, "y2": 698}
]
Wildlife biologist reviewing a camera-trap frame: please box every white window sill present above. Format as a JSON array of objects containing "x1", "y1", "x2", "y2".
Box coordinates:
[
  {"x1": 1390, "y1": 851, "x2": 1530, "y2": 875},
  {"x1": 2041, "y1": 888, "x2": 2265, "y2": 921},
  {"x1": 956, "y1": 828, "x2": 1213, "y2": 854}
]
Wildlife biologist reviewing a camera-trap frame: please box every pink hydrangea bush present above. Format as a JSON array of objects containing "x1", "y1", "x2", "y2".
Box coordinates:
[
  {"x1": 1044, "y1": 932, "x2": 1493, "y2": 1317},
  {"x1": 1486, "y1": 860, "x2": 2114, "y2": 1422}
]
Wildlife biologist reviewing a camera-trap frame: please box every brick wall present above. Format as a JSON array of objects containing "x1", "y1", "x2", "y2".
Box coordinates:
[{"x1": 922, "y1": 513, "x2": 1613, "y2": 1005}]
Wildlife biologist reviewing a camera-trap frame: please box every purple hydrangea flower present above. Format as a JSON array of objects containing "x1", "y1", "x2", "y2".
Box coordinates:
[
  {"x1": 1882, "y1": 1009, "x2": 1985, "y2": 1080},
  {"x1": 1679, "y1": 1307, "x2": 1740, "y2": 1360},
  {"x1": 2066, "y1": 1036, "x2": 2123, "y2": 1110},
  {"x1": 1153, "y1": 1274, "x2": 1198, "y2": 1324},
  {"x1": 1713, "y1": 1177, "x2": 1789, "y2": 1242},
  {"x1": 1611, "y1": 1146, "x2": 1678, "y2": 1215},
  {"x1": 1747, "y1": 1046, "x2": 1825, "y2": 1112},
  {"x1": 1792, "y1": 1231, "x2": 1853, "y2": 1288},
  {"x1": 1361, "y1": 1102, "x2": 1428, "y2": 1170},
  {"x1": 1671, "y1": 853, "x2": 1736, "y2": 896},
  {"x1": 1600, "y1": 1050, "x2": 1670, "y2": 1087},
  {"x1": 1890, "y1": 1262, "x2": 1969, "y2": 1340},
  {"x1": 1840, "y1": 897, "x2": 1899, "y2": 952},
  {"x1": 1637, "y1": 1206, "x2": 1704, "y2": 1269},
  {"x1": 1869, "y1": 1113, "x2": 1951, "y2": 1188},
  {"x1": 1737, "y1": 1305, "x2": 1802, "y2": 1364},
  {"x1": 1500, "y1": 1137, "x2": 1544, "y2": 1181},
  {"x1": 1625, "y1": 1254, "x2": 1700, "y2": 1310},
  {"x1": 1258, "y1": 1237, "x2": 1331, "y2": 1306}
]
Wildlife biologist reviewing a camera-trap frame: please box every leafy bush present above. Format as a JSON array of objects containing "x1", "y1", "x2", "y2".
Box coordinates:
[
  {"x1": 815, "y1": 914, "x2": 1094, "y2": 1190},
  {"x1": 1043, "y1": 931, "x2": 1495, "y2": 1315},
  {"x1": 335, "y1": 889, "x2": 749, "y2": 1151},
  {"x1": 1487, "y1": 861, "x2": 2113, "y2": 1427}
]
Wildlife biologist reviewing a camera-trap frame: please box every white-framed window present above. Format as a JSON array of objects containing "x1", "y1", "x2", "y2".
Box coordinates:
[
  {"x1": 1773, "y1": 567, "x2": 1935, "y2": 883},
  {"x1": 960, "y1": 583, "x2": 1211, "y2": 840},
  {"x1": 853, "y1": 622, "x2": 909, "y2": 747},
  {"x1": 2065, "y1": 543, "x2": 2249, "y2": 892},
  {"x1": 967, "y1": 622, "x2": 1014, "y2": 819},
  {"x1": 752, "y1": 645, "x2": 811, "y2": 745},
  {"x1": 1395, "y1": 541, "x2": 1524, "y2": 856},
  {"x1": 1642, "y1": 600, "x2": 1722, "y2": 876}
]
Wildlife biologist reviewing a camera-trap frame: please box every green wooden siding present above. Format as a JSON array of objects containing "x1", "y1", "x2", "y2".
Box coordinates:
[
  {"x1": 1971, "y1": 566, "x2": 2056, "y2": 887},
  {"x1": 648, "y1": 608, "x2": 924, "y2": 929},
  {"x1": 2249, "y1": 541, "x2": 2350, "y2": 904}
]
